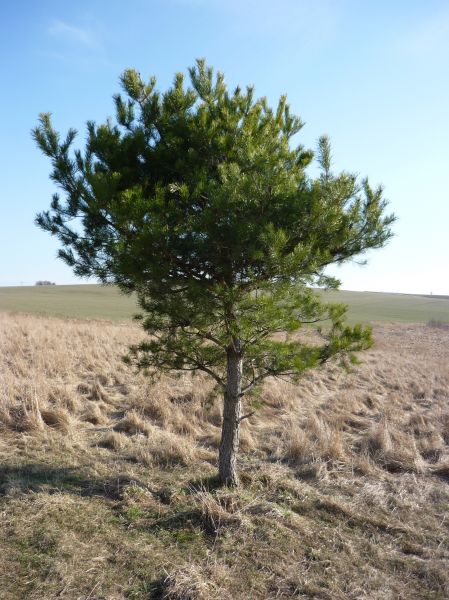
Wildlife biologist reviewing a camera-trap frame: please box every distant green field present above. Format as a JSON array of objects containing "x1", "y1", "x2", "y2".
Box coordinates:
[
  {"x1": 0, "y1": 285, "x2": 138, "y2": 320},
  {"x1": 0, "y1": 284, "x2": 448, "y2": 324},
  {"x1": 320, "y1": 290, "x2": 449, "y2": 324}
]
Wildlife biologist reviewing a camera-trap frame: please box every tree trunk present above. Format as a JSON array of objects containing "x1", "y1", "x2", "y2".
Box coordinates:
[{"x1": 218, "y1": 342, "x2": 243, "y2": 486}]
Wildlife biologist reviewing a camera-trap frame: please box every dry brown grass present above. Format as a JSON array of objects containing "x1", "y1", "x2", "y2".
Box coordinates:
[
  {"x1": 160, "y1": 562, "x2": 232, "y2": 600},
  {"x1": 1, "y1": 312, "x2": 449, "y2": 599}
]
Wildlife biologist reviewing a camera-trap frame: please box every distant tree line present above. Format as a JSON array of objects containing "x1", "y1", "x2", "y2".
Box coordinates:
[{"x1": 35, "y1": 281, "x2": 56, "y2": 286}]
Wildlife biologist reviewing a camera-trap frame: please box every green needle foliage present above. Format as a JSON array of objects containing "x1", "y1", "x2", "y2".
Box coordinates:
[{"x1": 33, "y1": 60, "x2": 395, "y2": 485}]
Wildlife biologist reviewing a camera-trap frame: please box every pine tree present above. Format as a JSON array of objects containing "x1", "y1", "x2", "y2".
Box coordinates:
[{"x1": 33, "y1": 60, "x2": 395, "y2": 485}]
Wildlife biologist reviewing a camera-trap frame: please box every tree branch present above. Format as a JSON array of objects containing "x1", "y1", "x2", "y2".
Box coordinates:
[{"x1": 238, "y1": 411, "x2": 255, "y2": 423}]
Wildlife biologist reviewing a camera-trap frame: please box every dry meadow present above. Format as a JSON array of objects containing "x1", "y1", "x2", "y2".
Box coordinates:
[{"x1": 1, "y1": 311, "x2": 449, "y2": 599}]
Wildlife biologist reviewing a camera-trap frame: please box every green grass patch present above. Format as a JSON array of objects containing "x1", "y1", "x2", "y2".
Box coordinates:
[
  {"x1": 320, "y1": 289, "x2": 449, "y2": 324},
  {"x1": 1, "y1": 284, "x2": 448, "y2": 323},
  {"x1": 0, "y1": 284, "x2": 137, "y2": 320}
]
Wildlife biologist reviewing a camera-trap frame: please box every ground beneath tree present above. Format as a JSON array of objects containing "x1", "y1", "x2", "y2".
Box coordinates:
[{"x1": 0, "y1": 313, "x2": 448, "y2": 599}]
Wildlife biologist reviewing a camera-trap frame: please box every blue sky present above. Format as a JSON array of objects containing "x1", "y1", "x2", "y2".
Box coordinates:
[{"x1": 1, "y1": 0, "x2": 448, "y2": 293}]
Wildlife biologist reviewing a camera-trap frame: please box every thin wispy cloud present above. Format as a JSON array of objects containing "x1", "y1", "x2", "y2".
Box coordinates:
[{"x1": 48, "y1": 20, "x2": 98, "y2": 48}]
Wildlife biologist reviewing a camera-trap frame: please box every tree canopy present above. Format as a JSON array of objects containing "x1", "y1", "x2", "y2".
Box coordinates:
[{"x1": 34, "y1": 60, "x2": 395, "y2": 484}]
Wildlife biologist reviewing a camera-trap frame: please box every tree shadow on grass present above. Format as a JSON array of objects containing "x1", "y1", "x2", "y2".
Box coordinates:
[
  {"x1": 146, "y1": 508, "x2": 213, "y2": 537},
  {"x1": 0, "y1": 462, "x2": 152, "y2": 500},
  {"x1": 186, "y1": 473, "x2": 222, "y2": 493}
]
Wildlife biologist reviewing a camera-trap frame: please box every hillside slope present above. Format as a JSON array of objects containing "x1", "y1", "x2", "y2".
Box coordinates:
[
  {"x1": 1, "y1": 313, "x2": 449, "y2": 599},
  {"x1": 0, "y1": 285, "x2": 448, "y2": 323}
]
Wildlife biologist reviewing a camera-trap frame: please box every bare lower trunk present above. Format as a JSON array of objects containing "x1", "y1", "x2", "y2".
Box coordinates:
[{"x1": 219, "y1": 343, "x2": 243, "y2": 486}]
